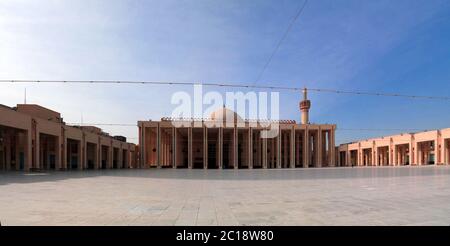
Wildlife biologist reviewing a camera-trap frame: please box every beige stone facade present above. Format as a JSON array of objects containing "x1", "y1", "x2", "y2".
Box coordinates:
[
  {"x1": 138, "y1": 108, "x2": 336, "y2": 169},
  {"x1": 0, "y1": 104, "x2": 137, "y2": 171},
  {"x1": 3, "y1": 97, "x2": 449, "y2": 172},
  {"x1": 338, "y1": 128, "x2": 450, "y2": 166}
]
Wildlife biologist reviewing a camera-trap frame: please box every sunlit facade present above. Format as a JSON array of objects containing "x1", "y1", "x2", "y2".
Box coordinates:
[
  {"x1": 0, "y1": 104, "x2": 137, "y2": 171},
  {"x1": 138, "y1": 90, "x2": 337, "y2": 169},
  {"x1": 338, "y1": 128, "x2": 450, "y2": 166}
]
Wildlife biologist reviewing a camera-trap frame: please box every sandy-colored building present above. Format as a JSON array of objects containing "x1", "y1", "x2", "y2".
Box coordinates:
[
  {"x1": 0, "y1": 104, "x2": 137, "y2": 171},
  {"x1": 338, "y1": 128, "x2": 450, "y2": 166},
  {"x1": 138, "y1": 90, "x2": 337, "y2": 169},
  {"x1": 4, "y1": 93, "x2": 449, "y2": 172}
]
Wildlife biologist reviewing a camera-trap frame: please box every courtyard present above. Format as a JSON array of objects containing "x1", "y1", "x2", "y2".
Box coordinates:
[{"x1": 0, "y1": 166, "x2": 449, "y2": 226}]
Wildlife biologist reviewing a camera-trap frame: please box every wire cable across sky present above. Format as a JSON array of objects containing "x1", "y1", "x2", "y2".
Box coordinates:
[
  {"x1": 254, "y1": 0, "x2": 309, "y2": 83},
  {"x1": 65, "y1": 122, "x2": 431, "y2": 134},
  {"x1": 1, "y1": 79, "x2": 450, "y2": 101}
]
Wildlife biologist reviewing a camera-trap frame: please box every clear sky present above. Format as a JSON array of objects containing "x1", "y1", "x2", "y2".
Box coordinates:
[{"x1": 1, "y1": 0, "x2": 450, "y2": 144}]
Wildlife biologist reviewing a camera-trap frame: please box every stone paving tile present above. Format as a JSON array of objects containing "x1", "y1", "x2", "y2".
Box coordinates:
[{"x1": 1, "y1": 166, "x2": 450, "y2": 225}]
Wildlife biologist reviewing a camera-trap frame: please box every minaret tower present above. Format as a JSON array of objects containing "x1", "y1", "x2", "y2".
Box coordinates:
[{"x1": 299, "y1": 88, "x2": 311, "y2": 124}]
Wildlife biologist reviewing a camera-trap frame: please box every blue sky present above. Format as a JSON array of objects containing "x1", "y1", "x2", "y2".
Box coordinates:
[{"x1": 1, "y1": 0, "x2": 450, "y2": 144}]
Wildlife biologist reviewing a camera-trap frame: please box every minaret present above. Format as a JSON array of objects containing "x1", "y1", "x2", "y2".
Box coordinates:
[{"x1": 299, "y1": 88, "x2": 311, "y2": 124}]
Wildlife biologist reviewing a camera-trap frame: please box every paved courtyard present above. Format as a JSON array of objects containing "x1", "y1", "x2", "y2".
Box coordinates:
[{"x1": 1, "y1": 166, "x2": 450, "y2": 226}]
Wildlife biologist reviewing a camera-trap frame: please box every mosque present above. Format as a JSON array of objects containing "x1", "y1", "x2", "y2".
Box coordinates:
[
  {"x1": 2, "y1": 88, "x2": 449, "y2": 172},
  {"x1": 137, "y1": 89, "x2": 337, "y2": 169}
]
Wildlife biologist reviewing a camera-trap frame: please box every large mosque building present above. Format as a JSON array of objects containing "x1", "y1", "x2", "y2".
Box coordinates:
[
  {"x1": 138, "y1": 89, "x2": 337, "y2": 169},
  {"x1": 1, "y1": 89, "x2": 449, "y2": 172}
]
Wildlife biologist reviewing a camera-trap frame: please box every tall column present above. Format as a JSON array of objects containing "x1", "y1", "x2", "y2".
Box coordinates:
[
  {"x1": 359, "y1": 148, "x2": 363, "y2": 166},
  {"x1": 277, "y1": 128, "x2": 282, "y2": 169},
  {"x1": 248, "y1": 128, "x2": 253, "y2": 169},
  {"x1": 356, "y1": 149, "x2": 359, "y2": 166},
  {"x1": 96, "y1": 140, "x2": 101, "y2": 169},
  {"x1": 143, "y1": 127, "x2": 147, "y2": 169},
  {"x1": 82, "y1": 135, "x2": 87, "y2": 170},
  {"x1": 372, "y1": 144, "x2": 377, "y2": 166},
  {"x1": 303, "y1": 129, "x2": 309, "y2": 168},
  {"x1": 62, "y1": 136, "x2": 68, "y2": 170},
  {"x1": 74, "y1": 139, "x2": 80, "y2": 170},
  {"x1": 140, "y1": 126, "x2": 146, "y2": 168},
  {"x1": 163, "y1": 134, "x2": 167, "y2": 166},
  {"x1": 416, "y1": 142, "x2": 421, "y2": 165},
  {"x1": 281, "y1": 132, "x2": 285, "y2": 167},
  {"x1": 56, "y1": 130, "x2": 61, "y2": 170},
  {"x1": 333, "y1": 130, "x2": 337, "y2": 166},
  {"x1": 108, "y1": 142, "x2": 113, "y2": 169},
  {"x1": 124, "y1": 148, "x2": 129, "y2": 169},
  {"x1": 336, "y1": 149, "x2": 340, "y2": 167},
  {"x1": 409, "y1": 137, "x2": 414, "y2": 165},
  {"x1": 262, "y1": 136, "x2": 267, "y2": 169},
  {"x1": 443, "y1": 140, "x2": 446, "y2": 165},
  {"x1": 298, "y1": 131, "x2": 302, "y2": 167},
  {"x1": 160, "y1": 135, "x2": 164, "y2": 166},
  {"x1": 290, "y1": 128, "x2": 295, "y2": 168},
  {"x1": 330, "y1": 130, "x2": 336, "y2": 167},
  {"x1": 119, "y1": 145, "x2": 124, "y2": 169},
  {"x1": 173, "y1": 127, "x2": 177, "y2": 168},
  {"x1": 374, "y1": 147, "x2": 379, "y2": 166},
  {"x1": 372, "y1": 147, "x2": 380, "y2": 166},
  {"x1": 26, "y1": 129, "x2": 33, "y2": 171},
  {"x1": 163, "y1": 132, "x2": 166, "y2": 166},
  {"x1": 234, "y1": 127, "x2": 238, "y2": 169},
  {"x1": 271, "y1": 137, "x2": 275, "y2": 168},
  {"x1": 167, "y1": 134, "x2": 170, "y2": 167},
  {"x1": 379, "y1": 147, "x2": 384, "y2": 166},
  {"x1": 326, "y1": 131, "x2": 330, "y2": 167},
  {"x1": 286, "y1": 131, "x2": 289, "y2": 167},
  {"x1": 66, "y1": 139, "x2": 74, "y2": 170},
  {"x1": 435, "y1": 138, "x2": 439, "y2": 165},
  {"x1": 445, "y1": 140, "x2": 449, "y2": 165},
  {"x1": 393, "y1": 145, "x2": 398, "y2": 166},
  {"x1": 388, "y1": 142, "x2": 392, "y2": 166},
  {"x1": 317, "y1": 129, "x2": 322, "y2": 168},
  {"x1": 283, "y1": 131, "x2": 287, "y2": 168},
  {"x1": 164, "y1": 133, "x2": 168, "y2": 166},
  {"x1": 401, "y1": 146, "x2": 404, "y2": 165},
  {"x1": 102, "y1": 144, "x2": 106, "y2": 169},
  {"x1": 167, "y1": 134, "x2": 170, "y2": 166},
  {"x1": 204, "y1": 127, "x2": 208, "y2": 169},
  {"x1": 127, "y1": 148, "x2": 131, "y2": 168},
  {"x1": 35, "y1": 127, "x2": 40, "y2": 170},
  {"x1": 157, "y1": 125, "x2": 161, "y2": 168},
  {"x1": 370, "y1": 149, "x2": 374, "y2": 165},
  {"x1": 218, "y1": 127, "x2": 223, "y2": 169},
  {"x1": 166, "y1": 133, "x2": 169, "y2": 166},
  {"x1": 188, "y1": 127, "x2": 193, "y2": 169},
  {"x1": 346, "y1": 150, "x2": 351, "y2": 167}
]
